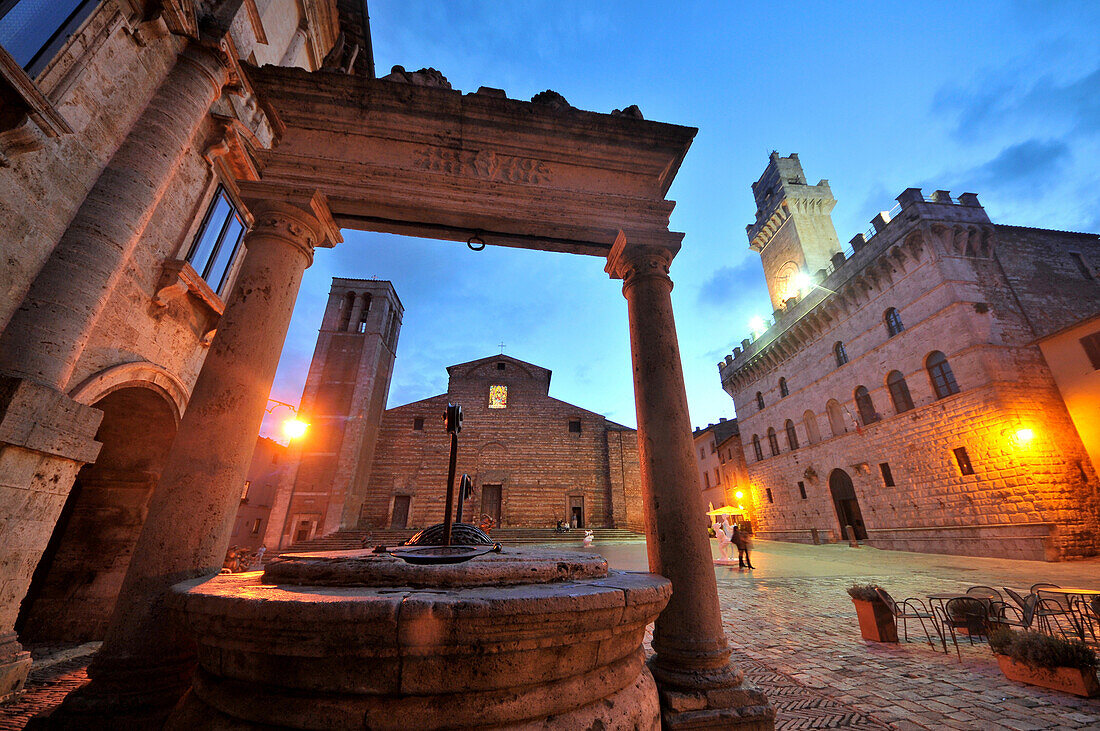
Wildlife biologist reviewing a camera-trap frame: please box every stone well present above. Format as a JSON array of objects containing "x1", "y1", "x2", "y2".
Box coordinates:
[{"x1": 166, "y1": 548, "x2": 671, "y2": 729}]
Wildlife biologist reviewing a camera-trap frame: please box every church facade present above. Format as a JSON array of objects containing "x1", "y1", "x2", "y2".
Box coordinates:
[
  {"x1": 360, "y1": 354, "x2": 645, "y2": 533},
  {"x1": 718, "y1": 153, "x2": 1100, "y2": 561}
]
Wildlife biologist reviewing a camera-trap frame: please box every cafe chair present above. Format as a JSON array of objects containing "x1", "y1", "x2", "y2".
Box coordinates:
[
  {"x1": 934, "y1": 597, "x2": 990, "y2": 661},
  {"x1": 874, "y1": 587, "x2": 940, "y2": 649}
]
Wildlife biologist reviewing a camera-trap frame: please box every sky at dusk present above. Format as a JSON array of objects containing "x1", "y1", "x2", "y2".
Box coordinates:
[{"x1": 261, "y1": 1, "x2": 1100, "y2": 438}]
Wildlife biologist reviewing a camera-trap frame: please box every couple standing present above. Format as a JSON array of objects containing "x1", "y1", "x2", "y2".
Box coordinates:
[{"x1": 714, "y1": 517, "x2": 754, "y2": 569}]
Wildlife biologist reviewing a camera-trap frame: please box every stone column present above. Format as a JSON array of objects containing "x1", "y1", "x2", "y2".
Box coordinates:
[
  {"x1": 0, "y1": 40, "x2": 230, "y2": 705},
  {"x1": 0, "y1": 41, "x2": 229, "y2": 390},
  {"x1": 279, "y1": 23, "x2": 309, "y2": 66},
  {"x1": 45, "y1": 195, "x2": 340, "y2": 728},
  {"x1": 605, "y1": 233, "x2": 774, "y2": 730}
]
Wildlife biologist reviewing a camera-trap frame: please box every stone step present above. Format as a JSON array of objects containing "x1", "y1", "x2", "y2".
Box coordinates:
[{"x1": 281, "y1": 527, "x2": 643, "y2": 554}]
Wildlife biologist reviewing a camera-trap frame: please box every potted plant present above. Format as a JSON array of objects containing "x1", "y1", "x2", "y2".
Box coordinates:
[
  {"x1": 990, "y1": 629, "x2": 1099, "y2": 697},
  {"x1": 947, "y1": 597, "x2": 987, "y2": 637},
  {"x1": 847, "y1": 584, "x2": 897, "y2": 642}
]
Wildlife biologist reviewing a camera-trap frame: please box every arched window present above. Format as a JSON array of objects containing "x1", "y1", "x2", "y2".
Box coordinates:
[
  {"x1": 356, "y1": 293, "x2": 372, "y2": 333},
  {"x1": 779, "y1": 377, "x2": 789, "y2": 397},
  {"x1": 338, "y1": 291, "x2": 355, "y2": 330},
  {"x1": 826, "y1": 399, "x2": 847, "y2": 437},
  {"x1": 854, "y1": 386, "x2": 879, "y2": 425},
  {"x1": 756, "y1": 391, "x2": 765, "y2": 410},
  {"x1": 785, "y1": 419, "x2": 799, "y2": 450},
  {"x1": 767, "y1": 427, "x2": 780, "y2": 456},
  {"x1": 834, "y1": 341, "x2": 849, "y2": 367},
  {"x1": 884, "y1": 307, "x2": 904, "y2": 337},
  {"x1": 752, "y1": 435, "x2": 763, "y2": 461},
  {"x1": 926, "y1": 351, "x2": 960, "y2": 399},
  {"x1": 803, "y1": 410, "x2": 820, "y2": 444},
  {"x1": 886, "y1": 370, "x2": 914, "y2": 413}
]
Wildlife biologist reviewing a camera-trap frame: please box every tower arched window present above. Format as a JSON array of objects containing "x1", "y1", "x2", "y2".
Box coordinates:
[
  {"x1": 803, "y1": 410, "x2": 820, "y2": 444},
  {"x1": 926, "y1": 351, "x2": 960, "y2": 399},
  {"x1": 767, "y1": 427, "x2": 780, "y2": 456},
  {"x1": 756, "y1": 391, "x2": 765, "y2": 410},
  {"x1": 854, "y1": 386, "x2": 879, "y2": 425},
  {"x1": 886, "y1": 370, "x2": 914, "y2": 413},
  {"x1": 356, "y1": 293, "x2": 372, "y2": 333},
  {"x1": 826, "y1": 399, "x2": 847, "y2": 437},
  {"x1": 884, "y1": 307, "x2": 904, "y2": 337},
  {"x1": 752, "y1": 435, "x2": 763, "y2": 461},
  {"x1": 784, "y1": 419, "x2": 799, "y2": 450},
  {"x1": 834, "y1": 341, "x2": 849, "y2": 367},
  {"x1": 338, "y1": 292, "x2": 355, "y2": 331},
  {"x1": 779, "y1": 377, "x2": 789, "y2": 397}
]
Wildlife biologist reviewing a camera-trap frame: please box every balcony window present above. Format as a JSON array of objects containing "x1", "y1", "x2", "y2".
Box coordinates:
[{"x1": 186, "y1": 186, "x2": 246, "y2": 296}]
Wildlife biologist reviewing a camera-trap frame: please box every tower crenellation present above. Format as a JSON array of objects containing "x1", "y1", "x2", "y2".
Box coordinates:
[{"x1": 747, "y1": 152, "x2": 842, "y2": 310}]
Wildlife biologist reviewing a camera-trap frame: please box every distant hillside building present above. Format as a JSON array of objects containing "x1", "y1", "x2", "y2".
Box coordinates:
[{"x1": 717, "y1": 152, "x2": 1100, "y2": 561}]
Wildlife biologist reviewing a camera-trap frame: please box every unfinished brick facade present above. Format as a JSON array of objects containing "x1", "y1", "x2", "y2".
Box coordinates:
[
  {"x1": 360, "y1": 354, "x2": 645, "y2": 533},
  {"x1": 719, "y1": 154, "x2": 1100, "y2": 561}
]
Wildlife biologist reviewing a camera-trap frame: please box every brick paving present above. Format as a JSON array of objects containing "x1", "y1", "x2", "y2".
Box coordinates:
[{"x1": 2, "y1": 540, "x2": 1099, "y2": 729}]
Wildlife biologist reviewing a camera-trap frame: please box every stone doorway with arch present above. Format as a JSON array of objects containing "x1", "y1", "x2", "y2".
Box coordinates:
[
  {"x1": 828, "y1": 468, "x2": 867, "y2": 541},
  {"x1": 15, "y1": 384, "x2": 179, "y2": 644}
]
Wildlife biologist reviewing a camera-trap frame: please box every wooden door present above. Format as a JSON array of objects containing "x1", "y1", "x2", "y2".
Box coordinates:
[
  {"x1": 481, "y1": 484, "x2": 502, "y2": 527},
  {"x1": 391, "y1": 495, "x2": 410, "y2": 529},
  {"x1": 569, "y1": 495, "x2": 584, "y2": 528}
]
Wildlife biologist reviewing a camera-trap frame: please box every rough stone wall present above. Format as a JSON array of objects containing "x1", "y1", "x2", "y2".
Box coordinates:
[
  {"x1": 361, "y1": 356, "x2": 643, "y2": 530},
  {"x1": 729, "y1": 212, "x2": 1100, "y2": 560},
  {"x1": 606, "y1": 427, "x2": 644, "y2": 532}
]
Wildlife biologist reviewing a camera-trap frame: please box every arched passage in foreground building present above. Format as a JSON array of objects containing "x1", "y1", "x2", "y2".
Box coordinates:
[
  {"x1": 16, "y1": 386, "x2": 178, "y2": 643},
  {"x1": 828, "y1": 468, "x2": 867, "y2": 541}
]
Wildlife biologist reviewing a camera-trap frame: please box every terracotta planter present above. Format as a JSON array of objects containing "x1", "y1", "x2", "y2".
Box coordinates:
[
  {"x1": 851, "y1": 598, "x2": 898, "y2": 642},
  {"x1": 996, "y1": 655, "x2": 1100, "y2": 698}
]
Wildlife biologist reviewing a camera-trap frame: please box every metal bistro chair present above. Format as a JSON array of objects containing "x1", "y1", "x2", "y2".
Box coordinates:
[
  {"x1": 996, "y1": 587, "x2": 1039, "y2": 632},
  {"x1": 1064, "y1": 596, "x2": 1100, "y2": 648},
  {"x1": 875, "y1": 587, "x2": 940, "y2": 649},
  {"x1": 966, "y1": 585, "x2": 1002, "y2": 601},
  {"x1": 934, "y1": 596, "x2": 991, "y2": 661},
  {"x1": 1031, "y1": 583, "x2": 1074, "y2": 637}
]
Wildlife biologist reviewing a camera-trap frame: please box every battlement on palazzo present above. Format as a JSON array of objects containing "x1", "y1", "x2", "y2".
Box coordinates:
[{"x1": 719, "y1": 187, "x2": 991, "y2": 387}]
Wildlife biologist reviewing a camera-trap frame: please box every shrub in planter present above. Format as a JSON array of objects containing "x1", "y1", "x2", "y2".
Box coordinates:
[
  {"x1": 847, "y1": 584, "x2": 897, "y2": 643},
  {"x1": 947, "y1": 597, "x2": 988, "y2": 636},
  {"x1": 990, "y1": 629, "x2": 1099, "y2": 697}
]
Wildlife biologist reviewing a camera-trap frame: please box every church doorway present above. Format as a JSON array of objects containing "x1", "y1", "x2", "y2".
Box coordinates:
[
  {"x1": 16, "y1": 386, "x2": 177, "y2": 643},
  {"x1": 569, "y1": 495, "x2": 585, "y2": 529},
  {"x1": 481, "y1": 484, "x2": 502, "y2": 528},
  {"x1": 390, "y1": 496, "x2": 410, "y2": 529},
  {"x1": 828, "y1": 469, "x2": 867, "y2": 540}
]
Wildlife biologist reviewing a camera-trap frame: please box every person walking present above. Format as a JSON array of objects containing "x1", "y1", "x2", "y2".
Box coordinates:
[
  {"x1": 714, "y1": 516, "x2": 733, "y2": 561},
  {"x1": 732, "y1": 524, "x2": 755, "y2": 569}
]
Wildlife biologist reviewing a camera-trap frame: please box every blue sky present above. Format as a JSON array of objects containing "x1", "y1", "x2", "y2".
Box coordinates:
[{"x1": 262, "y1": 1, "x2": 1100, "y2": 437}]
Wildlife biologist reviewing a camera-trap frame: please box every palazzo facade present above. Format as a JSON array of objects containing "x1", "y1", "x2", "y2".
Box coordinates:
[{"x1": 719, "y1": 153, "x2": 1100, "y2": 561}]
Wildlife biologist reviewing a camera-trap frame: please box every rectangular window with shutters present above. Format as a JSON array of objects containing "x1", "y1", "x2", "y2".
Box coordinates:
[
  {"x1": 413, "y1": 417, "x2": 424, "y2": 431},
  {"x1": 703, "y1": 471, "x2": 710, "y2": 488},
  {"x1": 953, "y1": 447, "x2": 974, "y2": 476},
  {"x1": 798, "y1": 481, "x2": 806, "y2": 499},
  {"x1": 568, "y1": 419, "x2": 582, "y2": 433},
  {"x1": 1081, "y1": 331, "x2": 1100, "y2": 370},
  {"x1": 1070, "y1": 252, "x2": 1094, "y2": 280},
  {"x1": 765, "y1": 488, "x2": 774, "y2": 504},
  {"x1": 880, "y1": 462, "x2": 895, "y2": 487}
]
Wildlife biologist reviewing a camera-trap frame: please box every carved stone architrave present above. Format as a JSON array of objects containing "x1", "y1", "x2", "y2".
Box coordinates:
[
  {"x1": 159, "y1": 0, "x2": 199, "y2": 38},
  {"x1": 153, "y1": 259, "x2": 225, "y2": 347}
]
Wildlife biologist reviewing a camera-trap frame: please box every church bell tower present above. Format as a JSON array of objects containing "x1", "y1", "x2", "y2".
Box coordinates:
[{"x1": 746, "y1": 152, "x2": 841, "y2": 311}]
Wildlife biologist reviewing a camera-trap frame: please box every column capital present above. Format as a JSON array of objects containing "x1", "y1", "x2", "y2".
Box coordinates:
[
  {"x1": 239, "y1": 185, "x2": 342, "y2": 264},
  {"x1": 604, "y1": 230, "x2": 679, "y2": 284}
]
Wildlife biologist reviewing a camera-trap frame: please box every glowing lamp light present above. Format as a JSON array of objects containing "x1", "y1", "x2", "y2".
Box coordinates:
[
  {"x1": 792, "y1": 271, "x2": 813, "y2": 293},
  {"x1": 1014, "y1": 428, "x2": 1035, "y2": 445},
  {"x1": 283, "y1": 417, "x2": 309, "y2": 440},
  {"x1": 749, "y1": 316, "x2": 767, "y2": 335},
  {"x1": 734, "y1": 490, "x2": 744, "y2": 500}
]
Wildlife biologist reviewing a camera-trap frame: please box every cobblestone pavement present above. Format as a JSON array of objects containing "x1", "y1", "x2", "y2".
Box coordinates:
[{"x1": 3, "y1": 540, "x2": 1099, "y2": 729}]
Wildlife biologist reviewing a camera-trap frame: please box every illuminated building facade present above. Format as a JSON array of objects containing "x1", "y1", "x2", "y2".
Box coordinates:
[
  {"x1": 692, "y1": 418, "x2": 751, "y2": 524},
  {"x1": 360, "y1": 354, "x2": 645, "y2": 533},
  {"x1": 718, "y1": 153, "x2": 1100, "y2": 561}
]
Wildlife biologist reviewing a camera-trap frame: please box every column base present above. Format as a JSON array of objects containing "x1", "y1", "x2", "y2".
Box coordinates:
[
  {"x1": 28, "y1": 652, "x2": 194, "y2": 730},
  {"x1": 648, "y1": 657, "x2": 776, "y2": 730},
  {"x1": 0, "y1": 632, "x2": 32, "y2": 703}
]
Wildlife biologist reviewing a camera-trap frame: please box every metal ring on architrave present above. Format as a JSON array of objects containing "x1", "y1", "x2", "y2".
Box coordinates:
[{"x1": 467, "y1": 234, "x2": 486, "y2": 251}]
